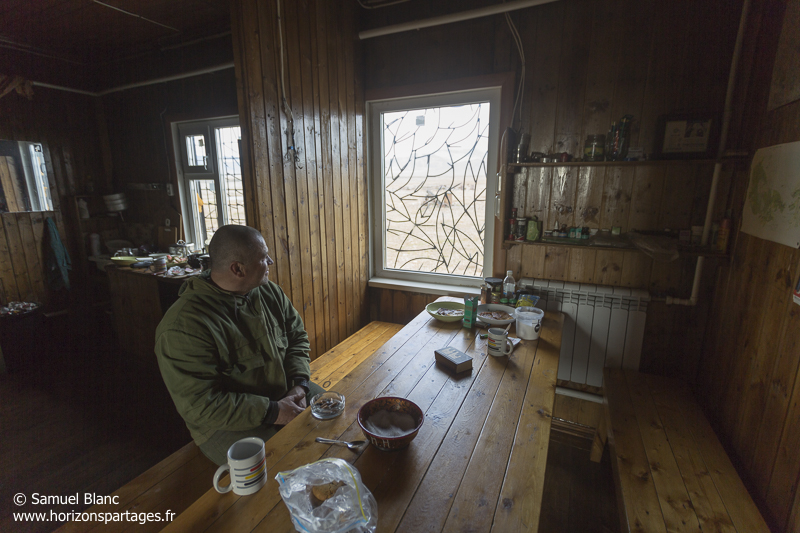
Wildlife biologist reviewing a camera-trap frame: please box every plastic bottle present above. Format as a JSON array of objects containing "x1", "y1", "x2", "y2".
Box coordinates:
[{"x1": 503, "y1": 270, "x2": 516, "y2": 300}]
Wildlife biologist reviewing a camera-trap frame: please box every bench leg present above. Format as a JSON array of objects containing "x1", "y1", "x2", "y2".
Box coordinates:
[{"x1": 590, "y1": 414, "x2": 607, "y2": 463}]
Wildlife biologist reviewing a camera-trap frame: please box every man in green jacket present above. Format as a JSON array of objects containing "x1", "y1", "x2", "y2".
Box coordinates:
[{"x1": 155, "y1": 225, "x2": 323, "y2": 465}]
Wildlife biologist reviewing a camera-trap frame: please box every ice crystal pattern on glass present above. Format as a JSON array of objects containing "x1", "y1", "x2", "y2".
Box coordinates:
[{"x1": 383, "y1": 103, "x2": 488, "y2": 277}]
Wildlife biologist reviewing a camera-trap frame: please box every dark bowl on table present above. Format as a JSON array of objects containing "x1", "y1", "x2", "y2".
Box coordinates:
[{"x1": 357, "y1": 397, "x2": 424, "y2": 451}]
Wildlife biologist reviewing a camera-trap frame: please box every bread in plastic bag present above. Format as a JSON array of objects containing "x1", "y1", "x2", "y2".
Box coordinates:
[{"x1": 275, "y1": 458, "x2": 377, "y2": 533}]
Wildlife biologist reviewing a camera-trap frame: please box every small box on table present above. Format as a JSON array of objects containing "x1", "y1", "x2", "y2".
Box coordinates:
[{"x1": 434, "y1": 346, "x2": 473, "y2": 374}]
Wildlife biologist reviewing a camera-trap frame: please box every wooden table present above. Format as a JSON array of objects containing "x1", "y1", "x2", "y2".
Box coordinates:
[{"x1": 162, "y1": 302, "x2": 563, "y2": 533}]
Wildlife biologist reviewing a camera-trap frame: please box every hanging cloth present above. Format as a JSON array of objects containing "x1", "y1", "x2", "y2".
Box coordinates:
[{"x1": 44, "y1": 216, "x2": 71, "y2": 290}]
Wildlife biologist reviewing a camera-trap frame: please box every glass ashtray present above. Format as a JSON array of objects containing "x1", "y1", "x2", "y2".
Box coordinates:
[{"x1": 310, "y1": 391, "x2": 345, "y2": 420}]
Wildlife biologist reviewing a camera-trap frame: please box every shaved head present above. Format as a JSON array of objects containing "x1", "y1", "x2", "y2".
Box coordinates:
[{"x1": 208, "y1": 225, "x2": 266, "y2": 273}]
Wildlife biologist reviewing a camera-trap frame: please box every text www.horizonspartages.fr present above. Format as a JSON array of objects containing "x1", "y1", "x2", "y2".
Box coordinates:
[{"x1": 13, "y1": 509, "x2": 176, "y2": 525}]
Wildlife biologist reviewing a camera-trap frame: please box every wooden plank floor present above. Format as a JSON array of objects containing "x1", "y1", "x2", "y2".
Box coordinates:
[{"x1": 0, "y1": 309, "x2": 194, "y2": 533}]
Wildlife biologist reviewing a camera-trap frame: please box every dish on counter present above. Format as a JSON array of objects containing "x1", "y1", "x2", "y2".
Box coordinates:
[
  {"x1": 425, "y1": 302, "x2": 466, "y2": 323},
  {"x1": 476, "y1": 304, "x2": 517, "y2": 326}
]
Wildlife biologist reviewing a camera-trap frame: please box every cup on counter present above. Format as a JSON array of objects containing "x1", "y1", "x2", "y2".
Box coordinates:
[
  {"x1": 487, "y1": 327, "x2": 513, "y2": 357},
  {"x1": 213, "y1": 437, "x2": 267, "y2": 496},
  {"x1": 149, "y1": 255, "x2": 167, "y2": 272}
]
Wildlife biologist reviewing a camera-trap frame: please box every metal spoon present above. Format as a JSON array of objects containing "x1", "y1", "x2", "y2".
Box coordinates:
[{"x1": 315, "y1": 437, "x2": 368, "y2": 451}]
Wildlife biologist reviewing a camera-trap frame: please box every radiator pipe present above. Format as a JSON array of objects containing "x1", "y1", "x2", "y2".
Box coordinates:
[
  {"x1": 667, "y1": 0, "x2": 750, "y2": 306},
  {"x1": 555, "y1": 386, "x2": 603, "y2": 404},
  {"x1": 358, "y1": 0, "x2": 561, "y2": 40}
]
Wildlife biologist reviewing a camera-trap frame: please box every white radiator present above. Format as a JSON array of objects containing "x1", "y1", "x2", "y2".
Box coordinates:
[{"x1": 520, "y1": 279, "x2": 649, "y2": 387}]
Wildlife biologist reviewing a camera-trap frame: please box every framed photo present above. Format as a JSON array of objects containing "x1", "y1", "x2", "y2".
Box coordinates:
[{"x1": 653, "y1": 114, "x2": 718, "y2": 159}]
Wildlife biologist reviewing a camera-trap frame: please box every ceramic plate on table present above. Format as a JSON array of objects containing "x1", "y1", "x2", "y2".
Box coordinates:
[
  {"x1": 476, "y1": 304, "x2": 516, "y2": 326},
  {"x1": 426, "y1": 302, "x2": 465, "y2": 323}
]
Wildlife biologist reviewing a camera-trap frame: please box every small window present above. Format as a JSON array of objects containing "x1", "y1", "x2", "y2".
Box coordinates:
[
  {"x1": 173, "y1": 117, "x2": 244, "y2": 247},
  {"x1": 368, "y1": 88, "x2": 501, "y2": 287}
]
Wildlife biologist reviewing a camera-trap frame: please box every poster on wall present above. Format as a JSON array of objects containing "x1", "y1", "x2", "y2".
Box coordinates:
[
  {"x1": 741, "y1": 141, "x2": 800, "y2": 248},
  {"x1": 768, "y1": 0, "x2": 800, "y2": 110}
]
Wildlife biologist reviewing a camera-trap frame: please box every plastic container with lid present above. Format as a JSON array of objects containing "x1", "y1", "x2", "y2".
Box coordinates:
[
  {"x1": 515, "y1": 306, "x2": 544, "y2": 340},
  {"x1": 584, "y1": 134, "x2": 606, "y2": 161}
]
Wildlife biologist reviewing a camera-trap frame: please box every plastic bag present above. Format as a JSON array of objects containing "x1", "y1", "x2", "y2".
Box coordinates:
[
  {"x1": 627, "y1": 232, "x2": 680, "y2": 263},
  {"x1": 276, "y1": 458, "x2": 378, "y2": 533}
]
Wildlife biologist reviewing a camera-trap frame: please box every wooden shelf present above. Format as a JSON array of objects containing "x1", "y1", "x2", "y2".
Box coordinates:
[
  {"x1": 507, "y1": 157, "x2": 747, "y2": 169},
  {"x1": 502, "y1": 239, "x2": 729, "y2": 258}
]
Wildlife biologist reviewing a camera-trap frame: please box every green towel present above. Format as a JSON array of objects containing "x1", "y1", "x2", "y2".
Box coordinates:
[{"x1": 44, "y1": 216, "x2": 71, "y2": 290}]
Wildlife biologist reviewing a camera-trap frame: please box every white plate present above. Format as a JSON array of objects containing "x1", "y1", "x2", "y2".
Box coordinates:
[{"x1": 476, "y1": 304, "x2": 516, "y2": 325}]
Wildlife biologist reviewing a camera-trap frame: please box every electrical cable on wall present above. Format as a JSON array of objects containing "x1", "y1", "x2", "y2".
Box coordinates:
[
  {"x1": 504, "y1": 9, "x2": 525, "y2": 130},
  {"x1": 276, "y1": 0, "x2": 302, "y2": 168},
  {"x1": 357, "y1": 0, "x2": 411, "y2": 8}
]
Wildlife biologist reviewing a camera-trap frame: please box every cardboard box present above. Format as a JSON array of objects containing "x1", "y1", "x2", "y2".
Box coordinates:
[{"x1": 434, "y1": 346, "x2": 473, "y2": 374}]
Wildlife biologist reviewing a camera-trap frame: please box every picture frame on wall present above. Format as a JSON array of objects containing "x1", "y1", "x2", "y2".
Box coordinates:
[{"x1": 653, "y1": 114, "x2": 718, "y2": 159}]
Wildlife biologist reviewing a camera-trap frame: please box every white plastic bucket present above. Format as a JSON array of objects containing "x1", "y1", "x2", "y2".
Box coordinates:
[{"x1": 515, "y1": 306, "x2": 544, "y2": 340}]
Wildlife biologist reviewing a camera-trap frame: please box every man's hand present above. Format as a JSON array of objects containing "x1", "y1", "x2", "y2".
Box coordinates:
[{"x1": 274, "y1": 386, "x2": 307, "y2": 425}]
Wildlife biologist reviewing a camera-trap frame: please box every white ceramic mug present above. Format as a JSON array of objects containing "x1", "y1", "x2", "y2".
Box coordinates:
[
  {"x1": 487, "y1": 327, "x2": 513, "y2": 357},
  {"x1": 213, "y1": 437, "x2": 267, "y2": 496}
]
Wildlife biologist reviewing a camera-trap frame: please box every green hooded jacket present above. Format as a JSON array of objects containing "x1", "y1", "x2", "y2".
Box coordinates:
[{"x1": 155, "y1": 272, "x2": 310, "y2": 446}]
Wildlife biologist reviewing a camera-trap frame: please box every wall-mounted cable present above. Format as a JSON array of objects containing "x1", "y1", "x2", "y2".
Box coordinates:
[
  {"x1": 504, "y1": 9, "x2": 525, "y2": 130},
  {"x1": 276, "y1": 0, "x2": 302, "y2": 168}
]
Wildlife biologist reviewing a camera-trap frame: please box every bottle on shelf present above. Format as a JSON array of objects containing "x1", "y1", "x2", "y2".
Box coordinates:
[{"x1": 503, "y1": 270, "x2": 516, "y2": 300}]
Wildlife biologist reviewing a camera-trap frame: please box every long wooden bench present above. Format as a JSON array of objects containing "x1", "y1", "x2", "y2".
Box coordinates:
[
  {"x1": 595, "y1": 368, "x2": 770, "y2": 533},
  {"x1": 56, "y1": 320, "x2": 403, "y2": 532}
]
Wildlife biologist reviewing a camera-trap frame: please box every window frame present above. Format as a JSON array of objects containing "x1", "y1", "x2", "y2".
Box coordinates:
[
  {"x1": 367, "y1": 87, "x2": 502, "y2": 289},
  {"x1": 171, "y1": 116, "x2": 241, "y2": 248}
]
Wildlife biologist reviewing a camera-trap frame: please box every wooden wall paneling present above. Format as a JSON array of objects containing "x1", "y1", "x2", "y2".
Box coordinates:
[
  {"x1": 553, "y1": 0, "x2": 593, "y2": 157},
  {"x1": 392, "y1": 290, "x2": 409, "y2": 325},
  {"x1": 752, "y1": 271, "x2": 800, "y2": 494},
  {"x1": 638, "y1": 0, "x2": 691, "y2": 157},
  {"x1": 766, "y1": 343, "x2": 800, "y2": 531},
  {"x1": 2, "y1": 213, "x2": 33, "y2": 302},
  {"x1": 310, "y1": 0, "x2": 333, "y2": 351},
  {"x1": 599, "y1": 165, "x2": 634, "y2": 232},
  {"x1": 354, "y1": 8, "x2": 370, "y2": 332},
  {"x1": 235, "y1": 0, "x2": 273, "y2": 275},
  {"x1": 505, "y1": 244, "x2": 522, "y2": 280},
  {"x1": 527, "y1": 1, "x2": 564, "y2": 154},
  {"x1": 718, "y1": 236, "x2": 767, "y2": 439},
  {"x1": 543, "y1": 246, "x2": 569, "y2": 281},
  {"x1": 344, "y1": 0, "x2": 363, "y2": 338},
  {"x1": 326, "y1": 0, "x2": 348, "y2": 343},
  {"x1": 525, "y1": 167, "x2": 552, "y2": 224},
  {"x1": 0, "y1": 216, "x2": 19, "y2": 303},
  {"x1": 657, "y1": 165, "x2": 695, "y2": 231},
  {"x1": 0, "y1": 157, "x2": 24, "y2": 212},
  {"x1": 17, "y1": 213, "x2": 45, "y2": 304},
  {"x1": 580, "y1": 0, "x2": 627, "y2": 143},
  {"x1": 293, "y1": 0, "x2": 324, "y2": 358},
  {"x1": 513, "y1": 8, "x2": 537, "y2": 136},
  {"x1": 379, "y1": 287, "x2": 393, "y2": 324},
  {"x1": 283, "y1": 0, "x2": 316, "y2": 357},
  {"x1": 574, "y1": 165, "x2": 604, "y2": 229},
  {"x1": 628, "y1": 165, "x2": 665, "y2": 231},
  {"x1": 593, "y1": 250, "x2": 623, "y2": 286},
  {"x1": 619, "y1": 251, "x2": 651, "y2": 289},
  {"x1": 331, "y1": 1, "x2": 354, "y2": 337},
  {"x1": 521, "y1": 244, "x2": 546, "y2": 280},
  {"x1": 567, "y1": 247, "x2": 596, "y2": 283},
  {"x1": 548, "y1": 166, "x2": 577, "y2": 231},
  {"x1": 736, "y1": 246, "x2": 795, "y2": 482},
  {"x1": 639, "y1": 303, "x2": 676, "y2": 375},
  {"x1": 607, "y1": 0, "x2": 655, "y2": 150}
]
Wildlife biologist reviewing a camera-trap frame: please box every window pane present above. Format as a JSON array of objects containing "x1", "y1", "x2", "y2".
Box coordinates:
[
  {"x1": 382, "y1": 103, "x2": 489, "y2": 277},
  {"x1": 186, "y1": 135, "x2": 207, "y2": 167},
  {"x1": 214, "y1": 126, "x2": 245, "y2": 226},
  {"x1": 29, "y1": 144, "x2": 52, "y2": 211},
  {"x1": 190, "y1": 180, "x2": 219, "y2": 246}
]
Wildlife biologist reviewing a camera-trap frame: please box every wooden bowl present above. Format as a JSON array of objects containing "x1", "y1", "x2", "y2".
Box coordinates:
[
  {"x1": 426, "y1": 301, "x2": 465, "y2": 323},
  {"x1": 357, "y1": 397, "x2": 424, "y2": 451}
]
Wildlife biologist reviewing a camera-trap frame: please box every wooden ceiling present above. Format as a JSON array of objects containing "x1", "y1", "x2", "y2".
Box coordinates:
[{"x1": 0, "y1": 0, "x2": 232, "y2": 66}]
